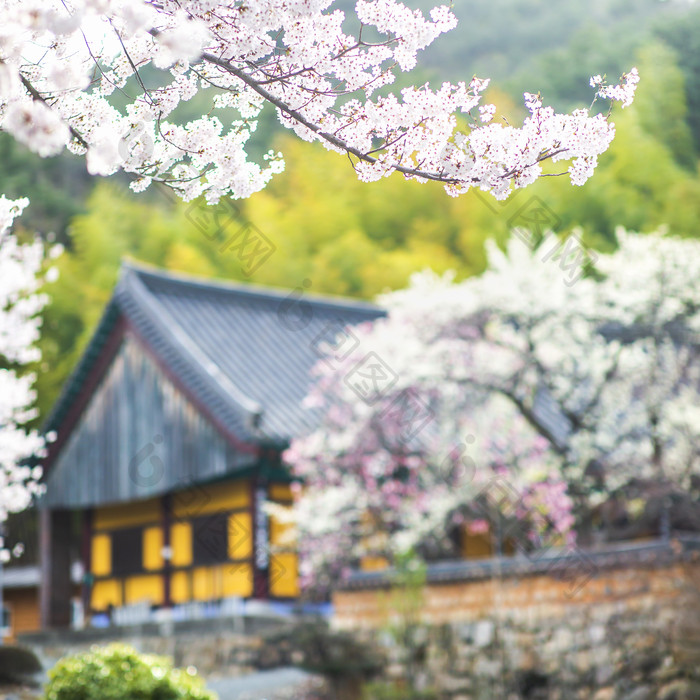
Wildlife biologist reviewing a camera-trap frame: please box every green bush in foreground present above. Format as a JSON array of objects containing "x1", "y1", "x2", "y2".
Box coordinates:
[{"x1": 43, "y1": 643, "x2": 217, "y2": 700}]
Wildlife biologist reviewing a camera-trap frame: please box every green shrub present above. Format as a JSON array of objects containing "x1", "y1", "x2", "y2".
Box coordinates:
[
  {"x1": 0, "y1": 644, "x2": 42, "y2": 684},
  {"x1": 42, "y1": 643, "x2": 217, "y2": 700}
]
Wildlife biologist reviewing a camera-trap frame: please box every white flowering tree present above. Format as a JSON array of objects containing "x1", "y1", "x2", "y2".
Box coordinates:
[
  {"x1": 0, "y1": 1, "x2": 638, "y2": 203},
  {"x1": 285, "y1": 231, "x2": 700, "y2": 587},
  {"x1": 0, "y1": 198, "x2": 49, "y2": 555}
]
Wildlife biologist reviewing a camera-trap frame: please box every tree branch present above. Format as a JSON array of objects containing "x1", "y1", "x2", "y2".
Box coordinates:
[
  {"x1": 201, "y1": 52, "x2": 567, "y2": 188},
  {"x1": 18, "y1": 74, "x2": 88, "y2": 149}
]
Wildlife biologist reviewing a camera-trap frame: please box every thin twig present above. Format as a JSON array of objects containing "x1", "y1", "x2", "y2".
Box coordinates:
[{"x1": 18, "y1": 74, "x2": 88, "y2": 149}]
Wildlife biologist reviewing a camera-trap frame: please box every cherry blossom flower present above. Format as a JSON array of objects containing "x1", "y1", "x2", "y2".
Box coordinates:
[
  {"x1": 0, "y1": 198, "x2": 52, "y2": 529},
  {"x1": 0, "y1": 0, "x2": 637, "y2": 203},
  {"x1": 597, "y1": 67, "x2": 640, "y2": 108},
  {"x1": 3, "y1": 100, "x2": 70, "y2": 157},
  {"x1": 286, "y1": 230, "x2": 700, "y2": 586}
]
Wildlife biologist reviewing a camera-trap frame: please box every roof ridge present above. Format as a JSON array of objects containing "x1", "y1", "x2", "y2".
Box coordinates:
[
  {"x1": 121, "y1": 258, "x2": 383, "y2": 314},
  {"x1": 120, "y1": 267, "x2": 264, "y2": 420}
]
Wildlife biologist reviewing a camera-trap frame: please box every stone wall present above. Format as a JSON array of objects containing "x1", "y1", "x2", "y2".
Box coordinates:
[
  {"x1": 19, "y1": 612, "x2": 379, "y2": 697},
  {"x1": 333, "y1": 540, "x2": 700, "y2": 699},
  {"x1": 20, "y1": 615, "x2": 287, "y2": 680},
  {"x1": 20, "y1": 539, "x2": 700, "y2": 699}
]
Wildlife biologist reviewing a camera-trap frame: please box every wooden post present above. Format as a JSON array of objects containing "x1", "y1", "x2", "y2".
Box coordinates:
[
  {"x1": 251, "y1": 474, "x2": 269, "y2": 599},
  {"x1": 162, "y1": 494, "x2": 172, "y2": 607},
  {"x1": 39, "y1": 508, "x2": 73, "y2": 629},
  {"x1": 81, "y1": 508, "x2": 93, "y2": 623}
]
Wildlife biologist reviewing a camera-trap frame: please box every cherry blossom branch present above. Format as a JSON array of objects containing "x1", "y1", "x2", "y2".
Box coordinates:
[
  {"x1": 202, "y1": 52, "x2": 578, "y2": 187},
  {"x1": 17, "y1": 74, "x2": 88, "y2": 149},
  {"x1": 0, "y1": 2, "x2": 639, "y2": 202}
]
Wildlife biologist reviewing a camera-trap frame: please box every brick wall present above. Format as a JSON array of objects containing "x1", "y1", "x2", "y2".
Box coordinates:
[
  {"x1": 332, "y1": 539, "x2": 700, "y2": 699},
  {"x1": 333, "y1": 563, "x2": 691, "y2": 630}
]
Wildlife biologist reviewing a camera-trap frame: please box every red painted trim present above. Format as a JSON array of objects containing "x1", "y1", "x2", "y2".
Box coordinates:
[
  {"x1": 43, "y1": 314, "x2": 260, "y2": 477},
  {"x1": 125, "y1": 320, "x2": 260, "y2": 457},
  {"x1": 43, "y1": 317, "x2": 127, "y2": 472}
]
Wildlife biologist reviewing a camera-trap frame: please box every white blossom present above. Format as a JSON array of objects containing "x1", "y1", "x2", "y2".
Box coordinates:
[
  {"x1": 0, "y1": 198, "x2": 50, "y2": 527},
  {"x1": 2, "y1": 100, "x2": 70, "y2": 157},
  {"x1": 0, "y1": 0, "x2": 636, "y2": 202},
  {"x1": 286, "y1": 230, "x2": 700, "y2": 584}
]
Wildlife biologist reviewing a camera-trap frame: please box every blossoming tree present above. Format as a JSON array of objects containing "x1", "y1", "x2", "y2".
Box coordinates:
[
  {"x1": 0, "y1": 197, "x2": 48, "y2": 552},
  {"x1": 0, "y1": 0, "x2": 638, "y2": 204},
  {"x1": 0, "y1": 0, "x2": 641, "y2": 570},
  {"x1": 285, "y1": 231, "x2": 700, "y2": 586}
]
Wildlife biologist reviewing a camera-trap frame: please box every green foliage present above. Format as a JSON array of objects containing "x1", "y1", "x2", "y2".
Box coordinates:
[
  {"x1": 5, "y1": 0, "x2": 693, "y2": 242},
  {"x1": 28, "y1": 4, "x2": 700, "y2": 426},
  {"x1": 386, "y1": 549, "x2": 427, "y2": 624},
  {"x1": 507, "y1": 22, "x2": 649, "y2": 112},
  {"x1": 377, "y1": 550, "x2": 429, "y2": 693},
  {"x1": 32, "y1": 139, "x2": 514, "y2": 421},
  {"x1": 511, "y1": 40, "x2": 700, "y2": 247},
  {"x1": 0, "y1": 133, "x2": 89, "y2": 241},
  {"x1": 417, "y1": 0, "x2": 673, "y2": 90},
  {"x1": 42, "y1": 644, "x2": 216, "y2": 700},
  {"x1": 655, "y1": 6, "x2": 700, "y2": 153},
  {"x1": 632, "y1": 42, "x2": 696, "y2": 170}
]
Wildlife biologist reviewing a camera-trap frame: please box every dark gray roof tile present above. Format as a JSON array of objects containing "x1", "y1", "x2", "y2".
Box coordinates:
[{"x1": 45, "y1": 261, "x2": 385, "y2": 449}]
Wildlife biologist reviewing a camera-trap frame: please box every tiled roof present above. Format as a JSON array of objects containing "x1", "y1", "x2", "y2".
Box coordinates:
[
  {"x1": 339, "y1": 535, "x2": 700, "y2": 589},
  {"x1": 44, "y1": 261, "x2": 385, "y2": 447}
]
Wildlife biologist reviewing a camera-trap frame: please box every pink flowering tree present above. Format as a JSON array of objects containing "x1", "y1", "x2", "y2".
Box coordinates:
[
  {"x1": 0, "y1": 198, "x2": 54, "y2": 556},
  {"x1": 285, "y1": 231, "x2": 700, "y2": 588},
  {"x1": 0, "y1": 1, "x2": 638, "y2": 203}
]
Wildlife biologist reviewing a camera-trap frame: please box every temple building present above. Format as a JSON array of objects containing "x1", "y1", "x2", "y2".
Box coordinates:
[{"x1": 36, "y1": 261, "x2": 384, "y2": 629}]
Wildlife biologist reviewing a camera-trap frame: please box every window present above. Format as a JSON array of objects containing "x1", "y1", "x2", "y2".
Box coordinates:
[
  {"x1": 1, "y1": 604, "x2": 11, "y2": 637},
  {"x1": 111, "y1": 527, "x2": 143, "y2": 575},
  {"x1": 192, "y1": 513, "x2": 228, "y2": 565}
]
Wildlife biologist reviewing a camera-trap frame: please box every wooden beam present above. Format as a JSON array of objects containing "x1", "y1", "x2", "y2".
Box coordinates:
[{"x1": 39, "y1": 508, "x2": 73, "y2": 629}]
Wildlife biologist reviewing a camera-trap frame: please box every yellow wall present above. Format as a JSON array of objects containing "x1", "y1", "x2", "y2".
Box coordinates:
[
  {"x1": 222, "y1": 563, "x2": 253, "y2": 597},
  {"x1": 270, "y1": 553, "x2": 299, "y2": 597},
  {"x1": 92, "y1": 579, "x2": 122, "y2": 609},
  {"x1": 143, "y1": 527, "x2": 164, "y2": 570},
  {"x1": 91, "y1": 534, "x2": 111, "y2": 576},
  {"x1": 192, "y1": 567, "x2": 216, "y2": 601},
  {"x1": 171, "y1": 570, "x2": 190, "y2": 604},
  {"x1": 88, "y1": 477, "x2": 302, "y2": 610},
  {"x1": 125, "y1": 575, "x2": 164, "y2": 605},
  {"x1": 4, "y1": 588, "x2": 41, "y2": 640},
  {"x1": 94, "y1": 498, "x2": 161, "y2": 531},
  {"x1": 192, "y1": 564, "x2": 253, "y2": 600},
  {"x1": 267, "y1": 492, "x2": 299, "y2": 597},
  {"x1": 269, "y1": 509, "x2": 295, "y2": 548},
  {"x1": 462, "y1": 527, "x2": 494, "y2": 559},
  {"x1": 173, "y1": 480, "x2": 250, "y2": 518},
  {"x1": 171, "y1": 522, "x2": 192, "y2": 567},
  {"x1": 228, "y1": 512, "x2": 252, "y2": 559},
  {"x1": 268, "y1": 483, "x2": 293, "y2": 501},
  {"x1": 360, "y1": 556, "x2": 389, "y2": 572}
]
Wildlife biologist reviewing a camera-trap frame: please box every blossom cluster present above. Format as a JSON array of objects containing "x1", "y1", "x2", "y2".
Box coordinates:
[
  {"x1": 0, "y1": 0, "x2": 638, "y2": 203},
  {"x1": 594, "y1": 68, "x2": 640, "y2": 108},
  {"x1": 0, "y1": 198, "x2": 54, "y2": 529},
  {"x1": 286, "y1": 230, "x2": 700, "y2": 585}
]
